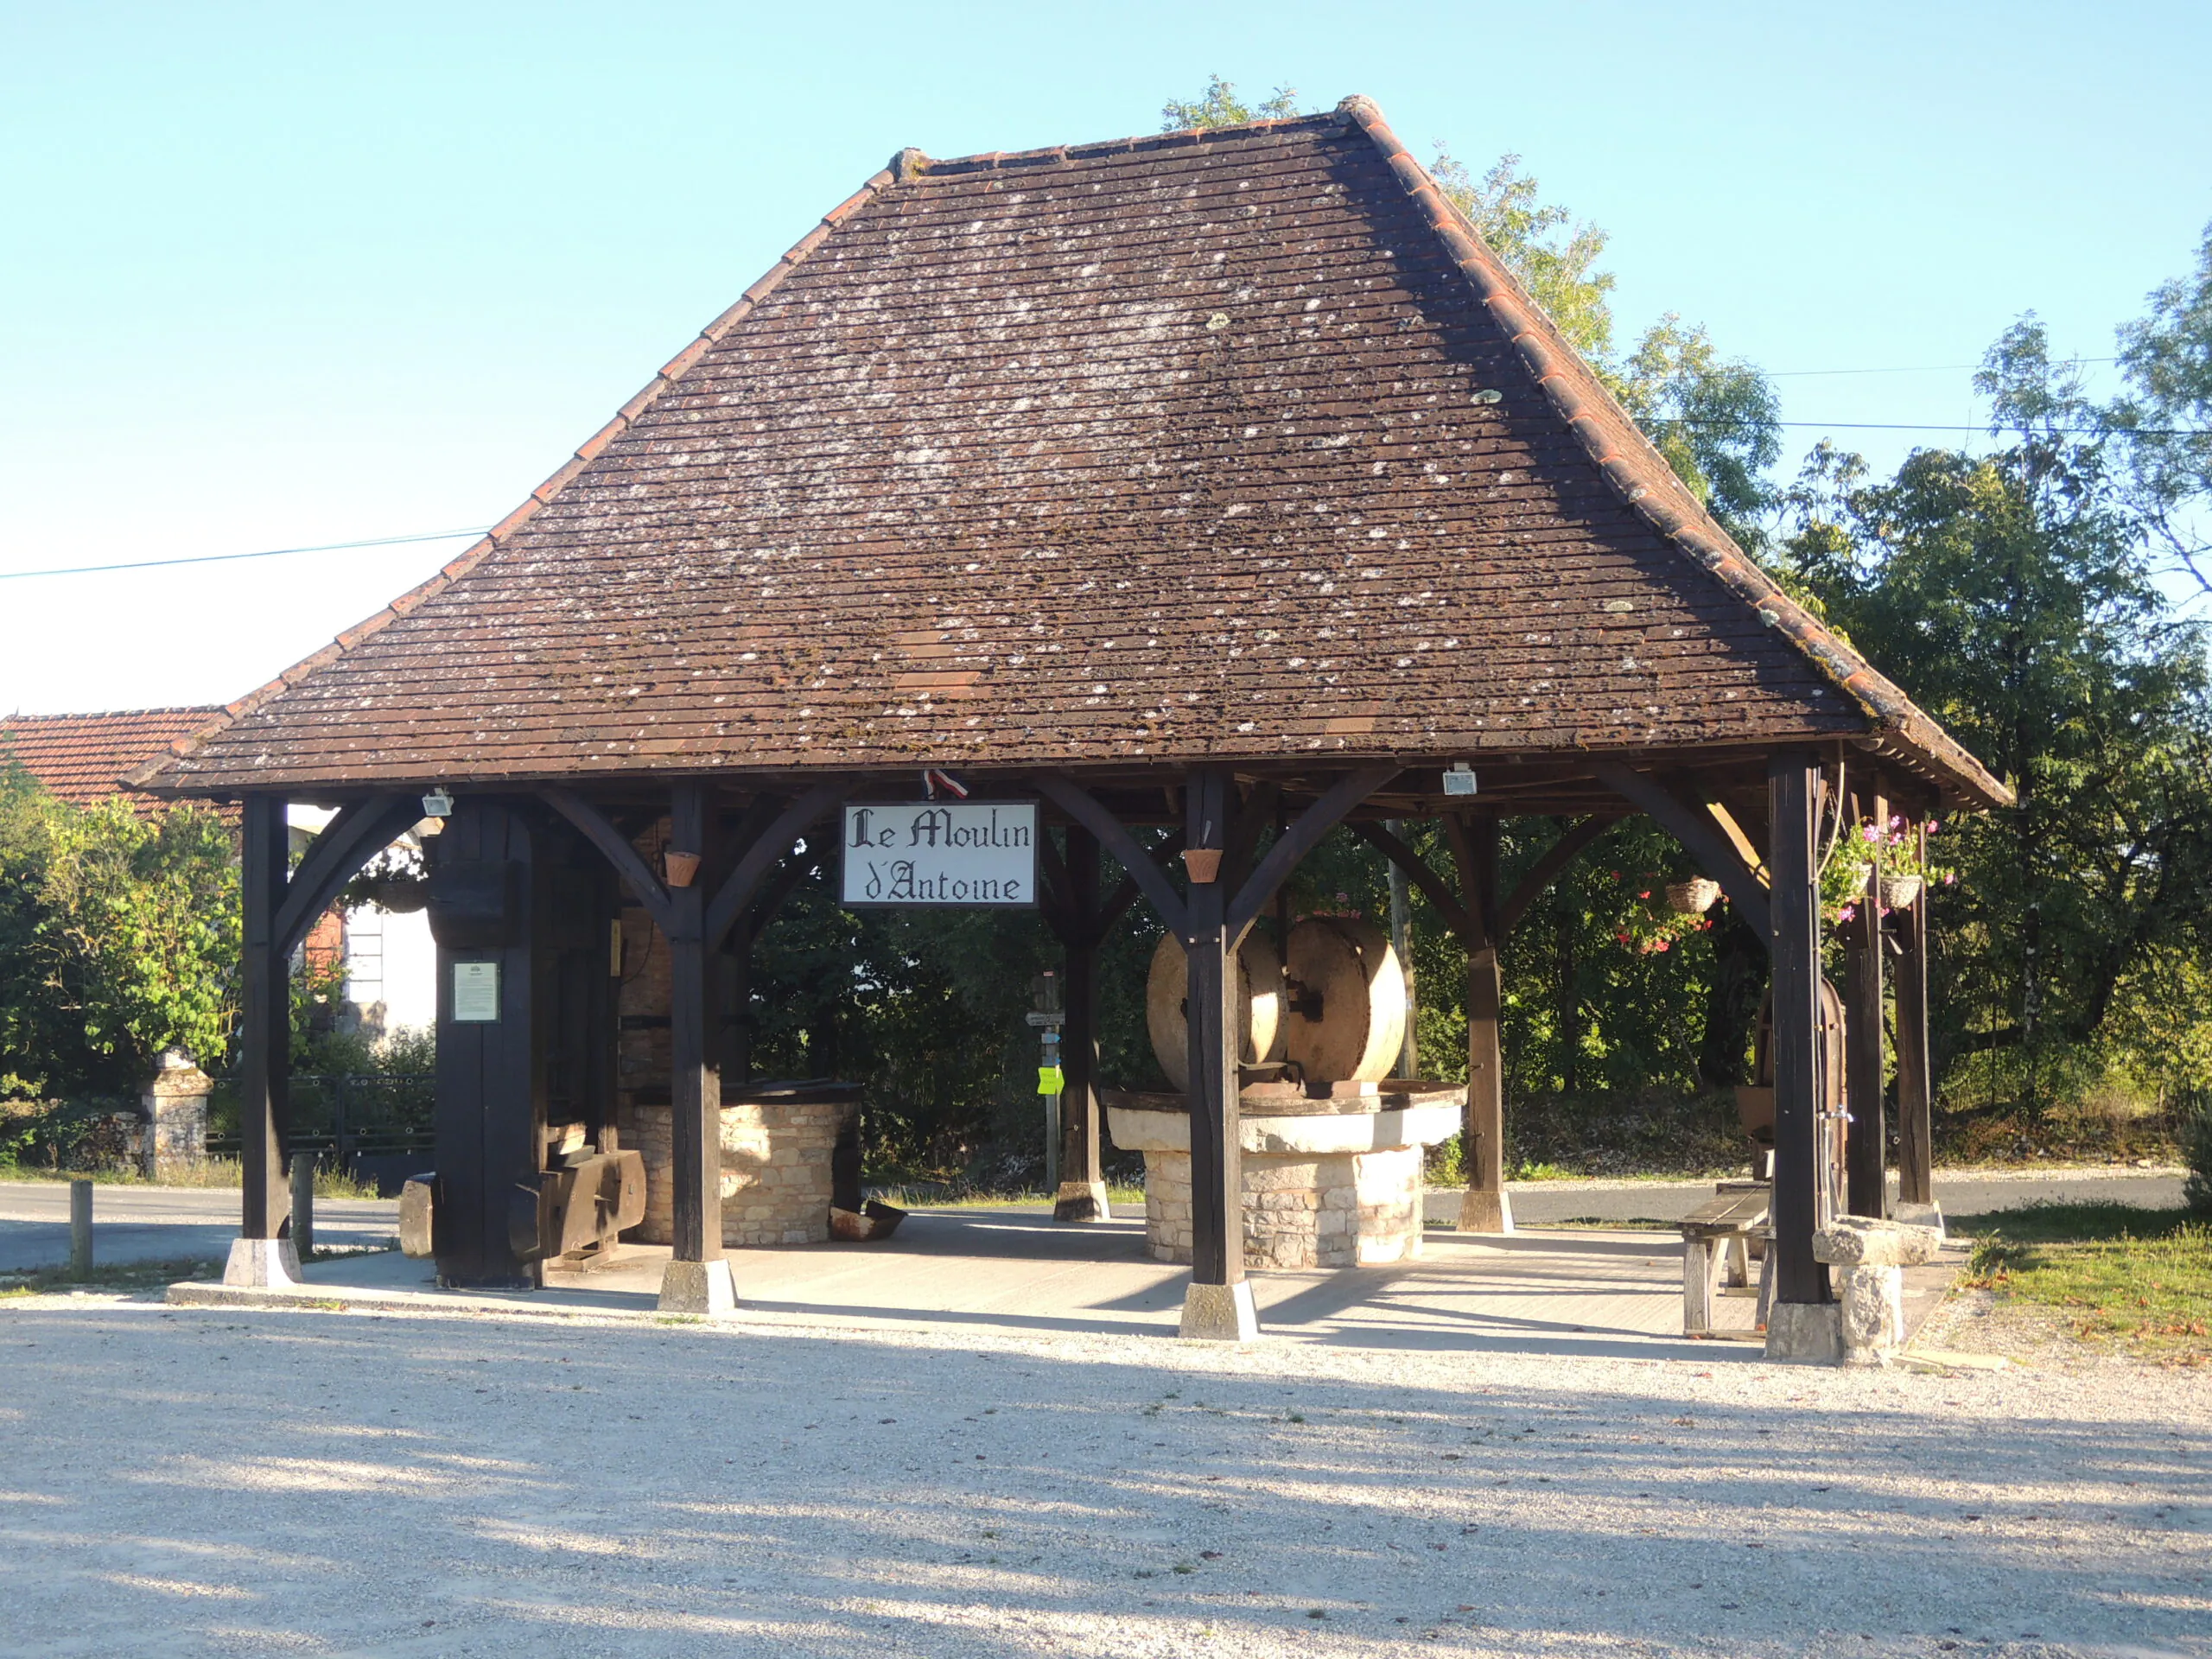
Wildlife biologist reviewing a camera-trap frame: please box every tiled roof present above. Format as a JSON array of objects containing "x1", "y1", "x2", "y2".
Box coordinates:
[
  {"x1": 2, "y1": 708, "x2": 224, "y2": 805},
  {"x1": 135, "y1": 99, "x2": 2006, "y2": 808}
]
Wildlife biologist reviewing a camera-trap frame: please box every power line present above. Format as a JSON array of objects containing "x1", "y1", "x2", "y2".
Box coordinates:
[
  {"x1": 1653, "y1": 418, "x2": 2198, "y2": 436},
  {"x1": 1767, "y1": 357, "x2": 2119, "y2": 378},
  {"x1": 0, "y1": 526, "x2": 492, "y2": 582}
]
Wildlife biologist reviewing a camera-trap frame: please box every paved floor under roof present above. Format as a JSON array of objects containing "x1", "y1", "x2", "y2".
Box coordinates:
[{"x1": 169, "y1": 1206, "x2": 1964, "y2": 1360}]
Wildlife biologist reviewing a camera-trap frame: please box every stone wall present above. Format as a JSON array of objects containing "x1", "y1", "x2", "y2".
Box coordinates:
[
  {"x1": 618, "y1": 1096, "x2": 849, "y2": 1249},
  {"x1": 1142, "y1": 1145, "x2": 1426, "y2": 1270}
]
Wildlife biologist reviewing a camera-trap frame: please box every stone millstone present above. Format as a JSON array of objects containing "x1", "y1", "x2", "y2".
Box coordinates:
[{"x1": 1146, "y1": 931, "x2": 1282, "y2": 1092}]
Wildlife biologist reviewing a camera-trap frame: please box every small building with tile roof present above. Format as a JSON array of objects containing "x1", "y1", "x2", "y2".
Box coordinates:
[
  {"x1": 2, "y1": 707, "x2": 222, "y2": 805},
  {"x1": 136, "y1": 98, "x2": 2004, "y2": 1355}
]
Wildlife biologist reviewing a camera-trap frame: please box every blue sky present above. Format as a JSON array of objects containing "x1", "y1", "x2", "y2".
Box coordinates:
[{"x1": 3, "y1": 0, "x2": 2206, "y2": 715}]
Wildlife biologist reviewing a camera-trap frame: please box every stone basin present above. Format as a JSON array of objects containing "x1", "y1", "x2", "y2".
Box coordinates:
[{"x1": 1104, "y1": 1084, "x2": 1464, "y2": 1270}]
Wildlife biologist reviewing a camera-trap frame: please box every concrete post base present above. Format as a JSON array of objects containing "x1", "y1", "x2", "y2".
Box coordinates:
[
  {"x1": 1457, "y1": 1185, "x2": 1515, "y2": 1235},
  {"x1": 1179, "y1": 1280, "x2": 1260, "y2": 1342},
  {"x1": 1053, "y1": 1181, "x2": 1113, "y2": 1223},
  {"x1": 222, "y1": 1237, "x2": 302, "y2": 1289},
  {"x1": 658, "y1": 1257, "x2": 739, "y2": 1315},
  {"x1": 1764, "y1": 1300, "x2": 1842, "y2": 1364}
]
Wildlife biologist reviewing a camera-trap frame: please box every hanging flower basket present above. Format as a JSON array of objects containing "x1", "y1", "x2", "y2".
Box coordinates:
[
  {"x1": 1880, "y1": 874, "x2": 1923, "y2": 910},
  {"x1": 368, "y1": 877, "x2": 429, "y2": 913},
  {"x1": 663, "y1": 850, "x2": 702, "y2": 887},
  {"x1": 1664, "y1": 878, "x2": 1721, "y2": 915},
  {"x1": 1181, "y1": 848, "x2": 1224, "y2": 884}
]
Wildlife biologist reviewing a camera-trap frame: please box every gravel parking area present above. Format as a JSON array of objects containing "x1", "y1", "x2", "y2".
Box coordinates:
[{"x1": 0, "y1": 1296, "x2": 2205, "y2": 1657}]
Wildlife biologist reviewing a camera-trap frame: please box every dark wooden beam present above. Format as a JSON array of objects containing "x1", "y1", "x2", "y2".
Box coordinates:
[
  {"x1": 1592, "y1": 763, "x2": 1774, "y2": 947},
  {"x1": 1460, "y1": 817, "x2": 1509, "y2": 1232},
  {"x1": 1054, "y1": 824, "x2": 1108, "y2": 1222},
  {"x1": 275, "y1": 795, "x2": 422, "y2": 958},
  {"x1": 1222, "y1": 778, "x2": 1282, "y2": 895},
  {"x1": 1185, "y1": 765, "x2": 1240, "y2": 1294},
  {"x1": 1094, "y1": 830, "x2": 1186, "y2": 938},
  {"x1": 1497, "y1": 815, "x2": 1621, "y2": 939},
  {"x1": 703, "y1": 781, "x2": 848, "y2": 950},
  {"x1": 1033, "y1": 774, "x2": 1187, "y2": 937},
  {"x1": 1349, "y1": 820, "x2": 1474, "y2": 939},
  {"x1": 1845, "y1": 784, "x2": 1889, "y2": 1218},
  {"x1": 543, "y1": 787, "x2": 672, "y2": 934},
  {"x1": 1225, "y1": 765, "x2": 1401, "y2": 945},
  {"x1": 666, "y1": 783, "x2": 721, "y2": 1268},
  {"x1": 1768, "y1": 752, "x2": 1829, "y2": 1306},
  {"x1": 238, "y1": 794, "x2": 291, "y2": 1244},
  {"x1": 1895, "y1": 824, "x2": 1936, "y2": 1209}
]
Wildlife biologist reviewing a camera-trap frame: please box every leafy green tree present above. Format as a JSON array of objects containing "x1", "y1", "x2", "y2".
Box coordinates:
[
  {"x1": 0, "y1": 761, "x2": 239, "y2": 1101},
  {"x1": 2112, "y1": 219, "x2": 2212, "y2": 601},
  {"x1": 1160, "y1": 75, "x2": 1306, "y2": 131},
  {"x1": 1783, "y1": 320, "x2": 2212, "y2": 1111}
]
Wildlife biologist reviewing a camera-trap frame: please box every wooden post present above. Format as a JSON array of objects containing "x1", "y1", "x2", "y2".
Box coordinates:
[
  {"x1": 289, "y1": 1154, "x2": 315, "y2": 1262},
  {"x1": 1385, "y1": 820, "x2": 1417, "y2": 1077},
  {"x1": 68, "y1": 1179, "x2": 92, "y2": 1277},
  {"x1": 235, "y1": 794, "x2": 293, "y2": 1262},
  {"x1": 1054, "y1": 826, "x2": 1110, "y2": 1223},
  {"x1": 1896, "y1": 823, "x2": 1936, "y2": 1210},
  {"x1": 1845, "y1": 786, "x2": 1889, "y2": 1218},
  {"x1": 1179, "y1": 765, "x2": 1254, "y2": 1339},
  {"x1": 660, "y1": 781, "x2": 733, "y2": 1314},
  {"x1": 1766, "y1": 753, "x2": 1831, "y2": 1313},
  {"x1": 1448, "y1": 816, "x2": 1511, "y2": 1234}
]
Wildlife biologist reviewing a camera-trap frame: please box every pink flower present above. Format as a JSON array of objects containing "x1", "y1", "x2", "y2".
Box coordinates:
[
  {"x1": 1944, "y1": 871, "x2": 1957, "y2": 885},
  {"x1": 1862, "y1": 823, "x2": 1881, "y2": 842},
  {"x1": 1926, "y1": 821, "x2": 1941, "y2": 836},
  {"x1": 1838, "y1": 904, "x2": 1857, "y2": 921},
  {"x1": 1637, "y1": 890, "x2": 1650, "y2": 900}
]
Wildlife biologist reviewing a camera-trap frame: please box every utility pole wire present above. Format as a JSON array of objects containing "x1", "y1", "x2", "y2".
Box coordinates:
[{"x1": 0, "y1": 526, "x2": 492, "y2": 582}]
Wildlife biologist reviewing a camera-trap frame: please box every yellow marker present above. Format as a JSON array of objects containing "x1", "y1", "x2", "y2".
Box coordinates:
[{"x1": 1037, "y1": 1065, "x2": 1065, "y2": 1096}]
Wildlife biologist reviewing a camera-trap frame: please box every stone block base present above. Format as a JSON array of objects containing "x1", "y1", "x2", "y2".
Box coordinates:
[
  {"x1": 1764, "y1": 1300, "x2": 1842, "y2": 1364},
  {"x1": 1053, "y1": 1180, "x2": 1112, "y2": 1223},
  {"x1": 1837, "y1": 1263, "x2": 1905, "y2": 1362},
  {"x1": 1457, "y1": 1185, "x2": 1515, "y2": 1235},
  {"x1": 1143, "y1": 1146, "x2": 1426, "y2": 1269},
  {"x1": 1179, "y1": 1280, "x2": 1260, "y2": 1342},
  {"x1": 658, "y1": 1257, "x2": 739, "y2": 1315},
  {"x1": 621, "y1": 1097, "x2": 850, "y2": 1249},
  {"x1": 222, "y1": 1237, "x2": 303, "y2": 1289}
]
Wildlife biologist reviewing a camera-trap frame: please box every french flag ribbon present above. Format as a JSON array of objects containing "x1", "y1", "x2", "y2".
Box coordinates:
[{"x1": 920, "y1": 768, "x2": 969, "y2": 800}]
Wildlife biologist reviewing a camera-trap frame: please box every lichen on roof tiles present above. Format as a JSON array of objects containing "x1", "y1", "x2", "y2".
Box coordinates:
[{"x1": 135, "y1": 100, "x2": 2005, "y2": 808}]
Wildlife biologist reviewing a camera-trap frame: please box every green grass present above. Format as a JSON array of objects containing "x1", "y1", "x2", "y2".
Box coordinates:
[
  {"x1": 1955, "y1": 1201, "x2": 2212, "y2": 1364},
  {"x1": 0, "y1": 1160, "x2": 384, "y2": 1198}
]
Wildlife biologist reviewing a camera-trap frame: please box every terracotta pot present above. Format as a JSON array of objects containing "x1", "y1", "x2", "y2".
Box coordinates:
[
  {"x1": 1665, "y1": 877, "x2": 1720, "y2": 915},
  {"x1": 1181, "y1": 847, "x2": 1224, "y2": 884},
  {"x1": 1880, "y1": 874, "x2": 1923, "y2": 910},
  {"x1": 663, "y1": 849, "x2": 702, "y2": 887}
]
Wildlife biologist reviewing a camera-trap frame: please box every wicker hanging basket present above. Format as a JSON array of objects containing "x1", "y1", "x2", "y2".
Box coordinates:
[
  {"x1": 1879, "y1": 874, "x2": 1923, "y2": 910},
  {"x1": 1664, "y1": 877, "x2": 1721, "y2": 915},
  {"x1": 367, "y1": 877, "x2": 429, "y2": 913}
]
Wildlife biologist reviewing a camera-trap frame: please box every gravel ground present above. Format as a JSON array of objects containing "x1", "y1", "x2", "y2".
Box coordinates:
[{"x1": 0, "y1": 1294, "x2": 2205, "y2": 1658}]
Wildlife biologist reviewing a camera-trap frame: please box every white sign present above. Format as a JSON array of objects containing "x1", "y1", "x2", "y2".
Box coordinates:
[
  {"x1": 841, "y1": 802, "x2": 1038, "y2": 907},
  {"x1": 451, "y1": 960, "x2": 501, "y2": 1022}
]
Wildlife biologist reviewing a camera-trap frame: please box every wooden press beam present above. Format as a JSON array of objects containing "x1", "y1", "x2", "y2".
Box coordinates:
[{"x1": 1844, "y1": 782, "x2": 1889, "y2": 1219}]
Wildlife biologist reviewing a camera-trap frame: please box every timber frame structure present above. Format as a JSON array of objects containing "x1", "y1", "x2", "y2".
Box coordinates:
[{"x1": 136, "y1": 97, "x2": 2005, "y2": 1339}]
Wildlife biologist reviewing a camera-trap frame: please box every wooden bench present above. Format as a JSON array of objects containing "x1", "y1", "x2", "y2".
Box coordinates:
[{"x1": 1681, "y1": 1184, "x2": 1773, "y2": 1338}]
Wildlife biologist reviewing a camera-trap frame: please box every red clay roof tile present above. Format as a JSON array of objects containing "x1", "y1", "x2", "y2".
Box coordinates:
[
  {"x1": 3, "y1": 708, "x2": 225, "y2": 804},
  {"x1": 133, "y1": 100, "x2": 2005, "y2": 808}
]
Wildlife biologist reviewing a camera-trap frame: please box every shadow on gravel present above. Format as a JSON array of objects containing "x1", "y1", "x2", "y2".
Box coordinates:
[{"x1": 1, "y1": 1304, "x2": 2205, "y2": 1657}]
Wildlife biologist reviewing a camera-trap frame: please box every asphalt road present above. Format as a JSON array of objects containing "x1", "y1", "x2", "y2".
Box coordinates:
[
  {"x1": 0, "y1": 1166, "x2": 2186, "y2": 1273},
  {"x1": 1445, "y1": 1166, "x2": 2188, "y2": 1228},
  {"x1": 0, "y1": 1181, "x2": 399, "y2": 1272}
]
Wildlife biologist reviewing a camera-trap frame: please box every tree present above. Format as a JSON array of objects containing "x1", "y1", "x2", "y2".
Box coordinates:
[
  {"x1": 1160, "y1": 75, "x2": 1306, "y2": 131},
  {"x1": 1783, "y1": 320, "x2": 2212, "y2": 1111},
  {"x1": 0, "y1": 762, "x2": 240, "y2": 1101},
  {"x1": 2112, "y1": 218, "x2": 2212, "y2": 601}
]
